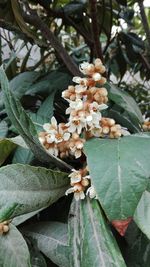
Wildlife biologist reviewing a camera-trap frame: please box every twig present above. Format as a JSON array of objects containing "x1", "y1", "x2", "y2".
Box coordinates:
[
  {"x1": 21, "y1": 1, "x2": 81, "y2": 76},
  {"x1": 0, "y1": 19, "x2": 32, "y2": 43},
  {"x1": 137, "y1": 0, "x2": 150, "y2": 48},
  {"x1": 89, "y1": 0, "x2": 103, "y2": 62}
]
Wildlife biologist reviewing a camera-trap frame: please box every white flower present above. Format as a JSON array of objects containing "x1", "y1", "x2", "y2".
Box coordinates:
[
  {"x1": 54, "y1": 125, "x2": 70, "y2": 143},
  {"x1": 46, "y1": 134, "x2": 55, "y2": 143},
  {"x1": 67, "y1": 116, "x2": 85, "y2": 134},
  {"x1": 86, "y1": 185, "x2": 97, "y2": 199},
  {"x1": 43, "y1": 116, "x2": 57, "y2": 133},
  {"x1": 69, "y1": 169, "x2": 82, "y2": 184},
  {"x1": 86, "y1": 111, "x2": 101, "y2": 129},
  {"x1": 66, "y1": 99, "x2": 83, "y2": 115}
]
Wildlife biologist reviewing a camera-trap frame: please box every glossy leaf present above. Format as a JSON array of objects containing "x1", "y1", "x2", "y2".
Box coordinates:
[
  {"x1": 0, "y1": 164, "x2": 69, "y2": 221},
  {"x1": 0, "y1": 224, "x2": 31, "y2": 267},
  {"x1": 84, "y1": 134, "x2": 150, "y2": 220},
  {"x1": 69, "y1": 198, "x2": 126, "y2": 267},
  {"x1": 22, "y1": 221, "x2": 69, "y2": 267}
]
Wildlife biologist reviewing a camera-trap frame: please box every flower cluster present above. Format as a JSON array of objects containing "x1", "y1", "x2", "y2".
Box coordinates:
[
  {"x1": 65, "y1": 167, "x2": 97, "y2": 200},
  {"x1": 142, "y1": 118, "x2": 150, "y2": 131},
  {"x1": 39, "y1": 58, "x2": 124, "y2": 200}
]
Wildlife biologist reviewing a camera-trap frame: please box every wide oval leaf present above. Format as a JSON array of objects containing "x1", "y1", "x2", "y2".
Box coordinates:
[
  {"x1": 84, "y1": 134, "x2": 150, "y2": 220},
  {"x1": 0, "y1": 224, "x2": 31, "y2": 267},
  {"x1": 0, "y1": 164, "x2": 69, "y2": 221}
]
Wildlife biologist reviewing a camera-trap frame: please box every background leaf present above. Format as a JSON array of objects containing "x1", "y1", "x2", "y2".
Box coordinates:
[
  {"x1": 106, "y1": 83, "x2": 143, "y2": 131},
  {"x1": 22, "y1": 221, "x2": 69, "y2": 267}
]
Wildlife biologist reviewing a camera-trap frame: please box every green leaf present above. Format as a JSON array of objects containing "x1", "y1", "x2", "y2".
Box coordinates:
[
  {"x1": 0, "y1": 120, "x2": 8, "y2": 137},
  {"x1": 22, "y1": 222, "x2": 69, "y2": 267},
  {"x1": 12, "y1": 147, "x2": 34, "y2": 164},
  {"x1": 0, "y1": 139, "x2": 17, "y2": 166},
  {"x1": 0, "y1": 224, "x2": 31, "y2": 267},
  {"x1": 0, "y1": 164, "x2": 69, "y2": 221},
  {"x1": 0, "y1": 66, "x2": 72, "y2": 170},
  {"x1": 10, "y1": 71, "x2": 41, "y2": 99},
  {"x1": 84, "y1": 134, "x2": 150, "y2": 220},
  {"x1": 134, "y1": 191, "x2": 150, "y2": 240},
  {"x1": 69, "y1": 198, "x2": 126, "y2": 267},
  {"x1": 106, "y1": 83, "x2": 143, "y2": 131}
]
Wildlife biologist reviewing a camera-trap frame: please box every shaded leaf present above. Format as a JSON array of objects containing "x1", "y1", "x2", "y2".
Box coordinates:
[
  {"x1": 12, "y1": 147, "x2": 34, "y2": 164},
  {"x1": 22, "y1": 222, "x2": 69, "y2": 267},
  {"x1": 134, "y1": 190, "x2": 150, "y2": 240},
  {"x1": 0, "y1": 224, "x2": 31, "y2": 267},
  {"x1": 106, "y1": 83, "x2": 143, "y2": 131},
  {"x1": 0, "y1": 120, "x2": 8, "y2": 137},
  {"x1": 0, "y1": 164, "x2": 69, "y2": 221}
]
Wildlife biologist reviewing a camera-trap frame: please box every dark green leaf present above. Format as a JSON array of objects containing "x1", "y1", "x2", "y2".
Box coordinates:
[
  {"x1": 106, "y1": 83, "x2": 143, "y2": 131},
  {"x1": 22, "y1": 222, "x2": 69, "y2": 267},
  {"x1": 134, "y1": 190, "x2": 150, "y2": 240}
]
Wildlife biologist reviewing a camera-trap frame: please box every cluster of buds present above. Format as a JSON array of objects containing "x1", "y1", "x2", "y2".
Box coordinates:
[
  {"x1": 65, "y1": 167, "x2": 97, "y2": 200},
  {"x1": 39, "y1": 58, "x2": 124, "y2": 200},
  {"x1": 39, "y1": 117, "x2": 85, "y2": 159},
  {"x1": 142, "y1": 118, "x2": 150, "y2": 131},
  {"x1": 0, "y1": 221, "x2": 10, "y2": 235}
]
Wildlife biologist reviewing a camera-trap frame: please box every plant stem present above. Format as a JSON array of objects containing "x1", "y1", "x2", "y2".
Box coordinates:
[
  {"x1": 137, "y1": 0, "x2": 150, "y2": 48},
  {"x1": 89, "y1": 0, "x2": 104, "y2": 62},
  {"x1": 21, "y1": 1, "x2": 81, "y2": 76}
]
